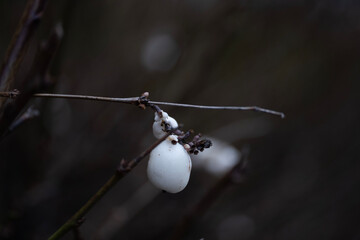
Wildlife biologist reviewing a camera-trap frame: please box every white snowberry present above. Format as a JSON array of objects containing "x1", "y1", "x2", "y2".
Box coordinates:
[
  {"x1": 152, "y1": 111, "x2": 178, "y2": 139},
  {"x1": 147, "y1": 135, "x2": 192, "y2": 193}
]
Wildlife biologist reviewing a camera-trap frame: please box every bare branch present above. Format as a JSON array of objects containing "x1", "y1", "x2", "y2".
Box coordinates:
[
  {"x1": 94, "y1": 181, "x2": 161, "y2": 239},
  {"x1": 151, "y1": 101, "x2": 285, "y2": 119},
  {"x1": 32, "y1": 93, "x2": 285, "y2": 118},
  {"x1": 47, "y1": 132, "x2": 172, "y2": 240},
  {"x1": 32, "y1": 93, "x2": 137, "y2": 103}
]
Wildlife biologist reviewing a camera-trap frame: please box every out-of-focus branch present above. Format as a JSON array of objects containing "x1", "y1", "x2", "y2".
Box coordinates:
[
  {"x1": 171, "y1": 147, "x2": 249, "y2": 240},
  {"x1": 29, "y1": 93, "x2": 285, "y2": 118},
  {"x1": 0, "y1": 89, "x2": 20, "y2": 98},
  {"x1": 94, "y1": 181, "x2": 161, "y2": 240},
  {"x1": 0, "y1": 0, "x2": 48, "y2": 108},
  {"x1": 8, "y1": 105, "x2": 40, "y2": 132},
  {"x1": 0, "y1": 23, "x2": 63, "y2": 140},
  {"x1": 48, "y1": 132, "x2": 172, "y2": 240}
]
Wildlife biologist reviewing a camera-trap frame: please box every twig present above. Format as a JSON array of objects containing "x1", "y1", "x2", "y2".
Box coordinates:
[
  {"x1": 94, "y1": 181, "x2": 161, "y2": 240},
  {"x1": 31, "y1": 93, "x2": 285, "y2": 118},
  {"x1": 32, "y1": 93, "x2": 136, "y2": 104},
  {"x1": 48, "y1": 132, "x2": 172, "y2": 240},
  {"x1": 0, "y1": 0, "x2": 48, "y2": 108},
  {"x1": 171, "y1": 147, "x2": 249, "y2": 240},
  {"x1": 151, "y1": 101, "x2": 285, "y2": 119}
]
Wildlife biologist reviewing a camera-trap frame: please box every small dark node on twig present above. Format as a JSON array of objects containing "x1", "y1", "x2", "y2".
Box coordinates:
[
  {"x1": 136, "y1": 92, "x2": 166, "y2": 119},
  {"x1": 0, "y1": 89, "x2": 20, "y2": 98},
  {"x1": 135, "y1": 91, "x2": 150, "y2": 110},
  {"x1": 117, "y1": 159, "x2": 131, "y2": 174}
]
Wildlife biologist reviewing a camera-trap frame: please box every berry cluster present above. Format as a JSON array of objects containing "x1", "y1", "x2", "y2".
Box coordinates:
[{"x1": 147, "y1": 110, "x2": 212, "y2": 193}]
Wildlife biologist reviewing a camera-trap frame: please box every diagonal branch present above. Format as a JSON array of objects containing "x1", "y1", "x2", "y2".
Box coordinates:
[{"x1": 48, "y1": 132, "x2": 172, "y2": 240}]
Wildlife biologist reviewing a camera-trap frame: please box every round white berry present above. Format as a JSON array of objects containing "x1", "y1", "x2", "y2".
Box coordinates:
[{"x1": 147, "y1": 136, "x2": 192, "y2": 193}]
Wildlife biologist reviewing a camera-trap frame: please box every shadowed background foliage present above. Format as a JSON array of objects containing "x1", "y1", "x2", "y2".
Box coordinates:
[{"x1": 1, "y1": 0, "x2": 360, "y2": 239}]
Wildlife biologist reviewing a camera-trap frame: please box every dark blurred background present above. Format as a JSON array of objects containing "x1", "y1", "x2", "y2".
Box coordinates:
[{"x1": 1, "y1": 0, "x2": 360, "y2": 239}]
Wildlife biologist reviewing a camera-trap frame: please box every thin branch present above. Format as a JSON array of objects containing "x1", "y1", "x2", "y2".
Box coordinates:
[
  {"x1": 0, "y1": 0, "x2": 48, "y2": 108},
  {"x1": 48, "y1": 132, "x2": 172, "y2": 240},
  {"x1": 152, "y1": 101, "x2": 285, "y2": 119},
  {"x1": 31, "y1": 93, "x2": 285, "y2": 118},
  {"x1": 94, "y1": 181, "x2": 161, "y2": 240},
  {"x1": 32, "y1": 93, "x2": 137, "y2": 103}
]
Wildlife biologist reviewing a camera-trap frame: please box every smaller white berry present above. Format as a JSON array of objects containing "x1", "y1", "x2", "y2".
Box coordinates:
[{"x1": 152, "y1": 111, "x2": 178, "y2": 139}]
